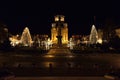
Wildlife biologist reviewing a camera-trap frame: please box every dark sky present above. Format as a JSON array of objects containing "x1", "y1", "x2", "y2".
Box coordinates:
[{"x1": 0, "y1": 0, "x2": 120, "y2": 37}]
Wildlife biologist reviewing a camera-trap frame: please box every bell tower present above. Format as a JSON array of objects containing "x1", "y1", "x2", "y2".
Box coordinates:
[{"x1": 51, "y1": 15, "x2": 68, "y2": 45}]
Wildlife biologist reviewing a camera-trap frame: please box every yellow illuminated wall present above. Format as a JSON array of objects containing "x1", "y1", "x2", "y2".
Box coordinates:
[
  {"x1": 51, "y1": 15, "x2": 68, "y2": 44},
  {"x1": 61, "y1": 24, "x2": 68, "y2": 44},
  {"x1": 51, "y1": 26, "x2": 57, "y2": 44}
]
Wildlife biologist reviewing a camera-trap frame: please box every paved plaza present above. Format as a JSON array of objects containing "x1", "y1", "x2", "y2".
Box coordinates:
[
  {"x1": 14, "y1": 77, "x2": 106, "y2": 80},
  {"x1": 0, "y1": 47, "x2": 120, "y2": 77}
]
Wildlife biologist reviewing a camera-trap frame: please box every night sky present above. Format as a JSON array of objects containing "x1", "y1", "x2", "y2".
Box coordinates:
[{"x1": 0, "y1": 0, "x2": 120, "y2": 37}]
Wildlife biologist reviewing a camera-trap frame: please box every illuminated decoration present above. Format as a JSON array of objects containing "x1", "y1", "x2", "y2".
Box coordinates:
[
  {"x1": 97, "y1": 29, "x2": 103, "y2": 44},
  {"x1": 44, "y1": 38, "x2": 53, "y2": 50},
  {"x1": 9, "y1": 35, "x2": 21, "y2": 46},
  {"x1": 68, "y1": 38, "x2": 75, "y2": 49},
  {"x1": 33, "y1": 34, "x2": 43, "y2": 47},
  {"x1": 20, "y1": 27, "x2": 33, "y2": 47},
  {"x1": 51, "y1": 15, "x2": 68, "y2": 44},
  {"x1": 97, "y1": 39, "x2": 102, "y2": 44},
  {"x1": 89, "y1": 25, "x2": 98, "y2": 44},
  {"x1": 81, "y1": 35, "x2": 89, "y2": 44},
  {"x1": 47, "y1": 38, "x2": 53, "y2": 47}
]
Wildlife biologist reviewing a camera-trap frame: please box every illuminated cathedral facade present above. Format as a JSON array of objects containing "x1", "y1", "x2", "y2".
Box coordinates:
[{"x1": 51, "y1": 15, "x2": 68, "y2": 44}]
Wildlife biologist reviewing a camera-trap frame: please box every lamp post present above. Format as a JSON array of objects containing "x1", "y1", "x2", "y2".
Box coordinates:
[{"x1": 56, "y1": 24, "x2": 62, "y2": 47}]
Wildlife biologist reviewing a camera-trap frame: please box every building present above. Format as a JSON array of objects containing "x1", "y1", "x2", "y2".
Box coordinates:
[
  {"x1": 0, "y1": 23, "x2": 8, "y2": 44},
  {"x1": 115, "y1": 28, "x2": 120, "y2": 38},
  {"x1": 51, "y1": 15, "x2": 68, "y2": 44}
]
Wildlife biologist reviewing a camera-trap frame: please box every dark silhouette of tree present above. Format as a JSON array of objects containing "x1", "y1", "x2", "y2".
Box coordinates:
[
  {"x1": 100, "y1": 42, "x2": 110, "y2": 52},
  {"x1": 0, "y1": 37, "x2": 12, "y2": 51},
  {"x1": 0, "y1": 23, "x2": 8, "y2": 44},
  {"x1": 103, "y1": 18, "x2": 116, "y2": 41},
  {"x1": 0, "y1": 22, "x2": 12, "y2": 51},
  {"x1": 109, "y1": 35, "x2": 120, "y2": 50}
]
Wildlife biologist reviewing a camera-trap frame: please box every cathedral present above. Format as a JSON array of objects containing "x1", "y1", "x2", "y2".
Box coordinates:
[{"x1": 51, "y1": 15, "x2": 68, "y2": 44}]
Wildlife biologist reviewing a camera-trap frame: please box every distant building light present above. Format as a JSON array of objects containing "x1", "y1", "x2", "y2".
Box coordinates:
[
  {"x1": 4, "y1": 28, "x2": 8, "y2": 32},
  {"x1": 97, "y1": 39, "x2": 102, "y2": 44}
]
